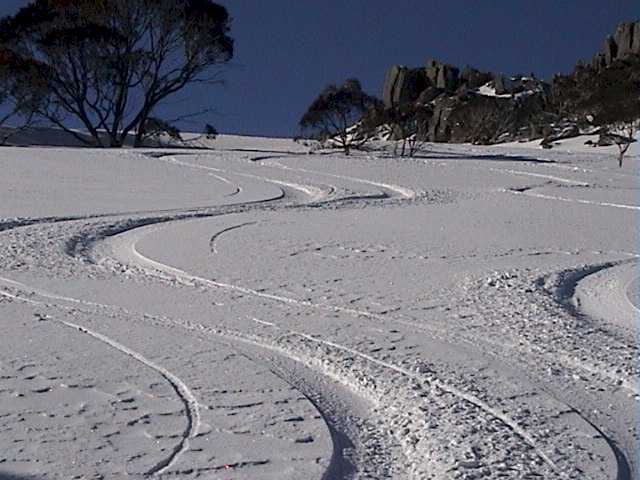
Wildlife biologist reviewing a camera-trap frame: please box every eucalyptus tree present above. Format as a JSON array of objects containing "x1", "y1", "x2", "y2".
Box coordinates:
[
  {"x1": 0, "y1": 0, "x2": 233, "y2": 147},
  {"x1": 300, "y1": 79, "x2": 382, "y2": 155}
]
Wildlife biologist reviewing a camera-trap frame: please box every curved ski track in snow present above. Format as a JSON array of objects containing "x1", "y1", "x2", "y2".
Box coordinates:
[
  {"x1": 0, "y1": 284, "x2": 200, "y2": 477},
  {"x1": 504, "y1": 188, "x2": 640, "y2": 211},
  {"x1": 255, "y1": 157, "x2": 419, "y2": 200},
  {"x1": 490, "y1": 167, "x2": 591, "y2": 186},
  {"x1": 153, "y1": 155, "x2": 332, "y2": 202},
  {"x1": 107, "y1": 222, "x2": 576, "y2": 477},
  {"x1": 624, "y1": 276, "x2": 640, "y2": 313},
  {"x1": 0, "y1": 278, "x2": 383, "y2": 479},
  {"x1": 209, "y1": 221, "x2": 257, "y2": 254},
  {"x1": 2, "y1": 146, "x2": 635, "y2": 479}
]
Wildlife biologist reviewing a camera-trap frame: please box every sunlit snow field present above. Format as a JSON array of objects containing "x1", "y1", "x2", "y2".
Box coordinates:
[{"x1": 0, "y1": 135, "x2": 637, "y2": 479}]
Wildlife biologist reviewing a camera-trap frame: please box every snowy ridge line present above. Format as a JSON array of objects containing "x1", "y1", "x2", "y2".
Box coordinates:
[
  {"x1": 209, "y1": 221, "x2": 257, "y2": 254},
  {"x1": 0, "y1": 287, "x2": 200, "y2": 478},
  {"x1": 490, "y1": 167, "x2": 590, "y2": 186},
  {"x1": 505, "y1": 188, "x2": 640, "y2": 211},
  {"x1": 117, "y1": 234, "x2": 573, "y2": 477}
]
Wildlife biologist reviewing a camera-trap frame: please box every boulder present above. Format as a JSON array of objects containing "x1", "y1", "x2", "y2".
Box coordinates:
[
  {"x1": 427, "y1": 96, "x2": 456, "y2": 142},
  {"x1": 400, "y1": 68, "x2": 430, "y2": 104},
  {"x1": 460, "y1": 66, "x2": 493, "y2": 89},
  {"x1": 494, "y1": 75, "x2": 517, "y2": 95},
  {"x1": 382, "y1": 66, "x2": 430, "y2": 108},
  {"x1": 591, "y1": 53, "x2": 607, "y2": 70},
  {"x1": 614, "y1": 22, "x2": 635, "y2": 58},
  {"x1": 416, "y1": 86, "x2": 443, "y2": 104},
  {"x1": 545, "y1": 124, "x2": 579, "y2": 142},
  {"x1": 603, "y1": 36, "x2": 618, "y2": 65},
  {"x1": 383, "y1": 65, "x2": 405, "y2": 108},
  {"x1": 633, "y1": 21, "x2": 640, "y2": 54},
  {"x1": 426, "y1": 59, "x2": 459, "y2": 91},
  {"x1": 592, "y1": 21, "x2": 640, "y2": 68}
]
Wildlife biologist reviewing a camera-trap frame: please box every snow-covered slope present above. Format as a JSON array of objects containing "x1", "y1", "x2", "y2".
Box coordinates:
[{"x1": 0, "y1": 137, "x2": 637, "y2": 479}]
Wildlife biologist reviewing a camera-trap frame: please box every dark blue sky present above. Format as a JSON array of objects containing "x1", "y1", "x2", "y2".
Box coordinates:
[{"x1": 1, "y1": 1, "x2": 638, "y2": 137}]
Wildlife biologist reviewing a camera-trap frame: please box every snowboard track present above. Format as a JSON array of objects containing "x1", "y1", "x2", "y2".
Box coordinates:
[
  {"x1": 0, "y1": 281, "x2": 390, "y2": 480},
  {"x1": 0, "y1": 287, "x2": 200, "y2": 478},
  {"x1": 2, "y1": 149, "x2": 636, "y2": 478},
  {"x1": 92, "y1": 216, "x2": 639, "y2": 478}
]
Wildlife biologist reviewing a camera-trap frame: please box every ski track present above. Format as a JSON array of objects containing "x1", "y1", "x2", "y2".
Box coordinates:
[
  {"x1": 0, "y1": 279, "x2": 386, "y2": 480},
  {"x1": 0, "y1": 286, "x2": 200, "y2": 478},
  {"x1": 256, "y1": 157, "x2": 419, "y2": 200},
  {"x1": 286, "y1": 333, "x2": 564, "y2": 475},
  {"x1": 624, "y1": 276, "x2": 640, "y2": 314},
  {"x1": 504, "y1": 188, "x2": 640, "y2": 211},
  {"x1": 207, "y1": 173, "x2": 241, "y2": 197},
  {"x1": 111, "y1": 224, "x2": 579, "y2": 476},
  {"x1": 3, "y1": 249, "x2": 632, "y2": 478},
  {"x1": 0, "y1": 159, "x2": 421, "y2": 478},
  {"x1": 209, "y1": 221, "x2": 257, "y2": 254},
  {"x1": 489, "y1": 167, "x2": 591, "y2": 186},
  {"x1": 0, "y1": 273, "x2": 562, "y2": 478},
  {"x1": 153, "y1": 154, "x2": 332, "y2": 202},
  {"x1": 1, "y1": 145, "x2": 636, "y2": 478},
  {"x1": 120, "y1": 219, "x2": 640, "y2": 396}
]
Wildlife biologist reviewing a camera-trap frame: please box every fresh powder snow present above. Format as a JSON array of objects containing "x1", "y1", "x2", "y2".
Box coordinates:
[{"x1": 0, "y1": 135, "x2": 637, "y2": 479}]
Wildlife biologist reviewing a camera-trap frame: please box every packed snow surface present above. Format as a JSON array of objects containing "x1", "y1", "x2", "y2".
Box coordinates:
[{"x1": 0, "y1": 136, "x2": 638, "y2": 479}]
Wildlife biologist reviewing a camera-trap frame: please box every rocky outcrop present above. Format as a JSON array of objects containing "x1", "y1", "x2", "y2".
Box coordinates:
[
  {"x1": 425, "y1": 59, "x2": 459, "y2": 91},
  {"x1": 382, "y1": 66, "x2": 402, "y2": 108},
  {"x1": 382, "y1": 66, "x2": 430, "y2": 108},
  {"x1": 378, "y1": 58, "x2": 551, "y2": 145},
  {"x1": 604, "y1": 36, "x2": 618, "y2": 65},
  {"x1": 460, "y1": 66, "x2": 493, "y2": 89},
  {"x1": 382, "y1": 59, "x2": 462, "y2": 108},
  {"x1": 373, "y1": 20, "x2": 637, "y2": 147},
  {"x1": 594, "y1": 20, "x2": 640, "y2": 68},
  {"x1": 616, "y1": 22, "x2": 637, "y2": 57},
  {"x1": 425, "y1": 92, "x2": 551, "y2": 144}
]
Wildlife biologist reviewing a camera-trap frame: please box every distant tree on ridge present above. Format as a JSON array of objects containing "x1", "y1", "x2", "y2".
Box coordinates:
[{"x1": 299, "y1": 79, "x2": 382, "y2": 155}]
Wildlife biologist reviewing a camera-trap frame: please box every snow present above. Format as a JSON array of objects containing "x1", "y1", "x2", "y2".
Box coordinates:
[
  {"x1": 0, "y1": 135, "x2": 638, "y2": 479},
  {"x1": 477, "y1": 84, "x2": 512, "y2": 98},
  {"x1": 476, "y1": 81, "x2": 540, "y2": 99}
]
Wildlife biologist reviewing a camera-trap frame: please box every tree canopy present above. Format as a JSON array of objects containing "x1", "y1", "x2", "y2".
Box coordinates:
[
  {"x1": 553, "y1": 55, "x2": 640, "y2": 166},
  {"x1": 299, "y1": 79, "x2": 382, "y2": 154},
  {"x1": 553, "y1": 55, "x2": 640, "y2": 125},
  {"x1": 0, "y1": 0, "x2": 233, "y2": 147},
  {"x1": 0, "y1": 48, "x2": 47, "y2": 143}
]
